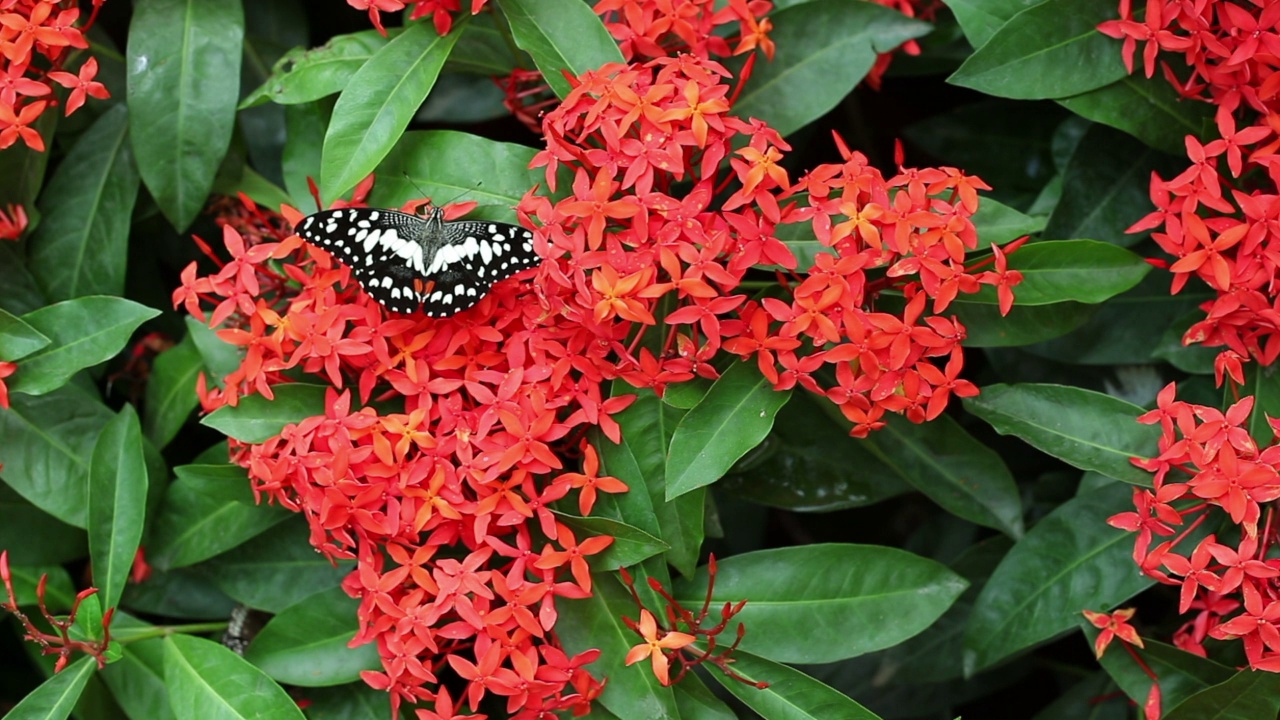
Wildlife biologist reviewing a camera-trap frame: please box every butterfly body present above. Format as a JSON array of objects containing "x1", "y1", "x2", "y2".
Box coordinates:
[{"x1": 293, "y1": 206, "x2": 540, "y2": 317}]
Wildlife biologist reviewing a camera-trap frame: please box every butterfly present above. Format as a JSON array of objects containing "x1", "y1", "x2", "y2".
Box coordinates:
[{"x1": 293, "y1": 206, "x2": 541, "y2": 317}]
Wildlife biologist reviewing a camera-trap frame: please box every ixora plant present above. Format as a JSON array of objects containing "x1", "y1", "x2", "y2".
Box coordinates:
[{"x1": 7, "y1": 0, "x2": 1280, "y2": 719}]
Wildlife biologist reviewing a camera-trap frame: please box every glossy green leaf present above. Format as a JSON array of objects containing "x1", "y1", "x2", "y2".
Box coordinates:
[
  {"x1": 1042, "y1": 125, "x2": 1184, "y2": 247},
  {"x1": 965, "y1": 240, "x2": 1150, "y2": 306},
  {"x1": 720, "y1": 390, "x2": 912, "y2": 512},
  {"x1": 938, "y1": 298, "x2": 1096, "y2": 347},
  {"x1": 673, "y1": 676, "x2": 737, "y2": 720},
  {"x1": 868, "y1": 414, "x2": 1024, "y2": 537},
  {"x1": 1154, "y1": 310, "x2": 1217, "y2": 375},
  {"x1": 9, "y1": 297, "x2": 160, "y2": 397},
  {"x1": 282, "y1": 99, "x2": 330, "y2": 208},
  {"x1": 963, "y1": 483, "x2": 1153, "y2": 674},
  {"x1": 593, "y1": 387, "x2": 704, "y2": 577},
  {"x1": 321, "y1": 21, "x2": 461, "y2": 200},
  {"x1": 554, "y1": 512, "x2": 669, "y2": 571},
  {"x1": 0, "y1": 308, "x2": 50, "y2": 362},
  {"x1": 1164, "y1": 669, "x2": 1280, "y2": 720},
  {"x1": 1081, "y1": 625, "x2": 1233, "y2": 713},
  {"x1": 0, "y1": 243, "x2": 46, "y2": 316},
  {"x1": 299, "y1": 684, "x2": 391, "y2": 720},
  {"x1": 0, "y1": 486, "x2": 86, "y2": 565},
  {"x1": 212, "y1": 166, "x2": 293, "y2": 215},
  {"x1": 0, "y1": 384, "x2": 115, "y2": 527},
  {"x1": 149, "y1": 464, "x2": 292, "y2": 570},
  {"x1": 733, "y1": 0, "x2": 929, "y2": 137},
  {"x1": 185, "y1": 317, "x2": 243, "y2": 389},
  {"x1": 120, "y1": 566, "x2": 238, "y2": 620},
  {"x1": 99, "y1": 635, "x2": 171, "y2": 720},
  {"x1": 1058, "y1": 74, "x2": 1214, "y2": 156},
  {"x1": 28, "y1": 105, "x2": 138, "y2": 303},
  {"x1": 447, "y1": 13, "x2": 521, "y2": 76},
  {"x1": 666, "y1": 361, "x2": 791, "y2": 500},
  {"x1": 949, "y1": 0, "x2": 1126, "y2": 100},
  {"x1": 494, "y1": 0, "x2": 623, "y2": 99},
  {"x1": 3, "y1": 563, "x2": 76, "y2": 609},
  {"x1": 128, "y1": 0, "x2": 244, "y2": 231},
  {"x1": 675, "y1": 545, "x2": 967, "y2": 663},
  {"x1": 200, "y1": 383, "x2": 328, "y2": 443},
  {"x1": 0, "y1": 110, "x2": 55, "y2": 211},
  {"x1": 88, "y1": 405, "x2": 148, "y2": 611},
  {"x1": 143, "y1": 332, "x2": 202, "y2": 449},
  {"x1": 971, "y1": 196, "x2": 1046, "y2": 248},
  {"x1": 203, "y1": 518, "x2": 350, "y2": 613},
  {"x1": 164, "y1": 634, "x2": 305, "y2": 720},
  {"x1": 242, "y1": 29, "x2": 391, "y2": 108},
  {"x1": 368, "y1": 130, "x2": 543, "y2": 211},
  {"x1": 555, "y1": 576, "x2": 680, "y2": 719},
  {"x1": 963, "y1": 383, "x2": 1159, "y2": 484},
  {"x1": 947, "y1": 0, "x2": 1046, "y2": 48},
  {"x1": 245, "y1": 587, "x2": 380, "y2": 687},
  {"x1": 1, "y1": 656, "x2": 95, "y2": 720},
  {"x1": 707, "y1": 650, "x2": 884, "y2": 720}
]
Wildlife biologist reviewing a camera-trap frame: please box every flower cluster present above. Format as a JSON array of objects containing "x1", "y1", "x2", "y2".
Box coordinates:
[
  {"x1": 0, "y1": 0, "x2": 108, "y2": 152},
  {"x1": 1118, "y1": 384, "x2": 1280, "y2": 670},
  {"x1": 518, "y1": 55, "x2": 1018, "y2": 436},
  {"x1": 346, "y1": 0, "x2": 488, "y2": 36},
  {"x1": 1101, "y1": 1, "x2": 1280, "y2": 381},
  {"x1": 594, "y1": 0, "x2": 775, "y2": 62}
]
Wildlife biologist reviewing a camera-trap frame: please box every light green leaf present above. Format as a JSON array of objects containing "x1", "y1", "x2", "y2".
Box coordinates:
[{"x1": 88, "y1": 405, "x2": 149, "y2": 611}]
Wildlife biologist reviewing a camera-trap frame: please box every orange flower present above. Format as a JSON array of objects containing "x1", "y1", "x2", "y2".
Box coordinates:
[{"x1": 624, "y1": 609, "x2": 696, "y2": 685}]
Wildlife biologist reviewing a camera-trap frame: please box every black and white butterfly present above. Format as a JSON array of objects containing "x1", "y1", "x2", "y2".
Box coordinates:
[{"x1": 293, "y1": 206, "x2": 541, "y2": 317}]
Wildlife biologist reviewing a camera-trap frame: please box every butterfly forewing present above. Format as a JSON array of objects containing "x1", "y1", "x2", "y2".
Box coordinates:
[{"x1": 293, "y1": 207, "x2": 540, "y2": 317}]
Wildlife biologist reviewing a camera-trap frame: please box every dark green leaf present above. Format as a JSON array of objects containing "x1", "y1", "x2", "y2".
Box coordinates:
[
  {"x1": 203, "y1": 518, "x2": 351, "y2": 613},
  {"x1": 707, "y1": 650, "x2": 884, "y2": 720},
  {"x1": 963, "y1": 483, "x2": 1154, "y2": 673},
  {"x1": 0, "y1": 384, "x2": 115, "y2": 527},
  {"x1": 88, "y1": 405, "x2": 148, "y2": 611},
  {"x1": 10, "y1": 297, "x2": 160, "y2": 397},
  {"x1": 185, "y1": 317, "x2": 243, "y2": 389},
  {"x1": 1, "y1": 656, "x2": 95, "y2": 720},
  {"x1": 1030, "y1": 672, "x2": 1129, "y2": 720},
  {"x1": 200, "y1": 383, "x2": 328, "y2": 443},
  {"x1": 0, "y1": 486, "x2": 86, "y2": 565},
  {"x1": 946, "y1": 298, "x2": 1097, "y2": 346},
  {"x1": 966, "y1": 240, "x2": 1150, "y2": 306},
  {"x1": 164, "y1": 634, "x2": 305, "y2": 720},
  {"x1": 0, "y1": 110, "x2": 55, "y2": 211},
  {"x1": 245, "y1": 587, "x2": 380, "y2": 687},
  {"x1": 99, "y1": 633, "x2": 171, "y2": 720},
  {"x1": 143, "y1": 333, "x2": 202, "y2": 449},
  {"x1": 299, "y1": 685, "x2": 391, "y2": 720},
  {"x1": 666, "y1": 361, "x2": 791, "y2": 500},
  {"x1": 0, "y1": 243, "x2": 46, "y2": 315},
  {"x1": 947, "y1": 0, "x2": 1045, "y2": 48},
  {"x1": 211, "y1": 166, "x2": 293, "y2": 214},
  {"x1": 1081, "y1": 625, "x2": 1234, "y2": 712},
  {"x1": 3, "y1": 563, "x2": 76, "y2": 609},
  {"x1": 555, "y1": 576, "x2": 680, "y2": 719},
  {"x1": 949, "y1": 0, "x2": 1126, "y2": 100},
  {"x1": 0, "y1": 308, "x2": 50, "y2": 362},
  {"x1": 242, "y1": 29, "x2": 393, "y2": 108},
  {"x1": 28, "y1": 104, "x2": 138, "y2": 302},
  {"x1": 447, "y1": 13, "x2": 521, "y2": 76},
  {"x1": 673, "y1": 676, "x2": 737, "y2": 720},
  {"x1": 149, "y1": 464, "x2": 292, "y2": 569},
  {"x1": 1154, "y1": 310, "x2": 1217, "y2": 375},
  {"x1": 1059, "y1": 74, "x2": 1214, "y2": 156},
  {"x1": 282, "y1": 99, "x2": 330, "y2": 208},
  {"x1": 675, "y1": 545, "x2": 967, "y2": 663},
  {"x1": 554, "y1": 512, "x2": 669, "y2": 571},
  {"x1": 734, "y1": 0, "x2": 929, "y2": 135},
  {"x1": 128, "y1": 0, "x2": 244, "y2": 231},
  {"x1": 1164, "y1": 669, "x2": 1280, "y2": 720},
  {"x1": 368, "y1": 130, "x2": 544, "y2": 211},
  {"x1": 321, "y1": 21, "x2": 461, "y2": 200},
  {"x1": 963, "y1": 383, "x2": 1159, "y2": 484},
  {"x1": 493, "y1": 0, "x2": 624, "y2": 99},
  {"x1": 1239, "y1": 363, "x2": 1280, "y2": 448},
  {"x1": 971, "y1": 196, "x2": 1046, "y2": 248},
  {"x1": 120, "y1": 566, "x2": 237, "y2": 620}
]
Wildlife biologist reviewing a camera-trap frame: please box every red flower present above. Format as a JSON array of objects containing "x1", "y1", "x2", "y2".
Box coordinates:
[
  {"x1": 47, "y1": 56, "x2": 108, "y2": 116},
  {"x1": 1082, "y1": 607, "x2": 1144, "y2": 659}
]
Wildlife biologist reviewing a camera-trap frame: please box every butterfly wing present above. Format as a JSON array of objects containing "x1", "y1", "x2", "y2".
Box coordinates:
[{"x1": 418, "y1": 219, "x2": 541, "y2": 316}]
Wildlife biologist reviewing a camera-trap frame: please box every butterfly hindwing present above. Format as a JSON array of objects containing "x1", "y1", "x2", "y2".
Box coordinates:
[{"x1": 293, "y1": 207, "x2": 539, "y2": 317}]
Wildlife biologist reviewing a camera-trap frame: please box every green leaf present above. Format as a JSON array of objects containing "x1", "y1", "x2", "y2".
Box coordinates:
[
  {"x1": 971, "y1": 196, "x2": 1046, "y2": 248},
  {"x1": 320, "y1": 21, "x2": 461, "y2": 200},
  {"x1": 298, "y1": 684, "x2": 391, "y2": 720},
  {"x1": 245, "y1": 587, "x2": 380, "y2": 687},
  {"x1": 448, "y1": 13, "x2": 521, "y2": 76},
  {"x1": 1081, "y1": 626, "x2": 1234, "y2": 712},
  {"x1": 1239, "y1": 362, "x2": 1280, "y2": 448},
  {"x1": 493, "y1": 0, "x2": 624, "y2": 99},
  {"x1": 1030, "y1": 672, "x2": 1129, "y2": 720},
  {"x1": 962, "y1": 482, "x2": 1154, "y2": 674},
  {"x1": 200, "y1": 383, "x2": 328, "y2": 443},
  {"x1": 733, "y1": 0, "x2": 930, "y2": 137},
  {"x1": 0, "y1": 308, "x2": 50, "y2": 362},
  {"x1": 666, "y1": 361, "x2": 791, "y2": 500},
  {"x1": 946, "y1": 0, "x2": 1046, "y2": 48},
  {"x1": 121, "y1": 566, "x2": 237, "y2": 620},
  {"x1": 3, "y1": 563, "x2": 76, "y2": 609},
  {"x1": 868, "y1": 414, "x2": 1024, "y2": 537},
  {"x1": 554, "y1": 512, "x2": 669, "y2": 571},
  {"x1": 128, "y1": 0, "x2": 244, "y2": 231},
  {"x1": 675, "y1": 545, "x2": 967, "y2": 663},
  {"x1": 1164, "y1": 669, "x2": 1280, "y2": 720},
  {"x1": 368, "y1": 130, "x2": 544, "y2": 211},
  {"x1": 948, "y1": 0, "x2": 1126, "y2": 100},
  {"x1": 673, "y1": 676, "x2": 737, "y2": 720},
  {"x1": 965, "y1": 240, "x2": 1151, "y2": 306},
  {"x1": 0, "y1": 384, "x2": 115, "y2": 527},
  {"x1": 88, "y1": 405, "x2": 148, "y2": 611},
  {"x1": 185, "y1": 317, "x2": 243, "y2": 389},
  {"x1": 149, "y1": 464, "x2": 292, "y2": 570},
  {"x1": 1058, "y1": 75, "x2": 1214, "y2": 156},
  {"x1": 28, "y1": 105, "x2": 138, "y2": 303},
  {"x1": 202, "y1": 518, "x2": 351, "y2": 613},
  {"x1": 706, "y1": 650, "x2": 884, "y2": 720},
  {"x1": 963, "y1": 383, "x2": 1159, "y2": 484},
  {"x1": 0, "y1": 486, "x2": 86, "y2": 565},
  {"x1": 935, "y1": 297, "x2": 1097, "y2": 347},
  {"x1": 1042, "y1": 125, "x2": 1184, "y2": 247},
  {"x1": 0, "y1": 110, "x2": 55, "y2": 211},
  {"x1": 99, "y1": 634, "x2": 171, "y2": 720},
  {"x1": 9, "y1": 297, "x2": 160, "y2": 397},
  {"x1": 282, "y1": 99, "x2": 331, "y2": 208},
  {"x1": 164, "y1": 634, "x2": 305, "y2": 720},
  {"x1": 1154, "y1": 310, "x2": 1217, "y2": 375},
  {"x1": 555, "y1": 576, "x2": 680, "y2": 719},
  {"x1": 143, "y1": 333, "x2": 202, "y2": 449},
  {"x1": 212, "y1": 166, "x2": 293, "y2": 215},
  {"x1": 0, "y1": 243, "x2": 47, "y2": 316},
  {"x1": 242, "y1": 29, "x2": 392, "y2": 108},
  {"x1": 1, "y1": 656, "x2": 96, "y2": 720}
]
